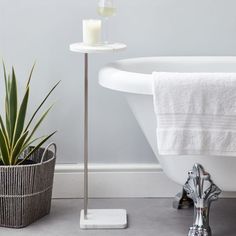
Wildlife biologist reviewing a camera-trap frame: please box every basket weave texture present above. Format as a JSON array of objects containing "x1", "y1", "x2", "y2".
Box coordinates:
[{"x1": 0, "y1": 146, "x2": 56, "y2": 228}]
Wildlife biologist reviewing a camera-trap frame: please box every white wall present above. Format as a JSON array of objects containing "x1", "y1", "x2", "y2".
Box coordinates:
[{"x1": 0, "y1": 0, "x2": 236, "y2": 164}]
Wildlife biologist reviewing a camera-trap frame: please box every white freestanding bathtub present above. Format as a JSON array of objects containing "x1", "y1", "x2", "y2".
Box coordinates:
[{"x1": 99, "y1": 57, "x2": 236, "y2": 192}]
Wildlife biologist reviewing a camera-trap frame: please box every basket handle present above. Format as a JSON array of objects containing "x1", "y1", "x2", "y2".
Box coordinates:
[{"x1": 41, "y1": 142, "x2": 57, "y2": 164}]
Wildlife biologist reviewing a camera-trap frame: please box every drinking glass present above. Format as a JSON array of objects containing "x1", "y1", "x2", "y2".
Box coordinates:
[{"x1": 97, "y1": 0, "x2": 116, "y2": 44}]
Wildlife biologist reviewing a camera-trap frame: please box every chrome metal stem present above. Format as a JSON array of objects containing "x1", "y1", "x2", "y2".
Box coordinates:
[
  {"x1": 84, "y1": 53, "x2": 88, "y2": 219},
  {"x1": 184, "y1": 164, "x2": 221, "y2": 236}
]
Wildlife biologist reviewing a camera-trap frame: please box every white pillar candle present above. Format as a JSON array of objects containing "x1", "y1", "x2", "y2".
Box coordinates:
[{"x1": 83, "y1": 19, "x2": 102, "y2": 45}]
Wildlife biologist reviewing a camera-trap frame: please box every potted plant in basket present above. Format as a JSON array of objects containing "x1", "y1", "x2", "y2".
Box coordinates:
[{"x1": 0, "y1": 63, "x2": 59, "y2": 228}]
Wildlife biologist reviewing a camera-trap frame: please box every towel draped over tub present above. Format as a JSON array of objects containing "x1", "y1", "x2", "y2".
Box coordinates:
[{"x1": 152, "y1": 72, "x2": 236, "y2": 156}]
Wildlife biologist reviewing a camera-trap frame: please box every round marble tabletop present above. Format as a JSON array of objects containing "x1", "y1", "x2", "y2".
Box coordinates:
[{"x1": 69, "y1": 42, "x2": 127, "y2": 54}]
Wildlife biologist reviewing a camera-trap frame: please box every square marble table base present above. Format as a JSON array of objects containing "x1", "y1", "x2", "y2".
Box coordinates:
[{"x1": 80, "y1": 209, "x2": 127, "y2": 229}]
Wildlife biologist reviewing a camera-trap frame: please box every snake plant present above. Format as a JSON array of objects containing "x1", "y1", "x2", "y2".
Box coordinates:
[{"x1": 0, "y1": 63, "x2": 59, "y2": 165}]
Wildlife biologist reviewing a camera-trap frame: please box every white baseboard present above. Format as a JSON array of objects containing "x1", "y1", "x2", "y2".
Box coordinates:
[{"x1": 53, "y1": 163, "x2": 236, "y2": 199}]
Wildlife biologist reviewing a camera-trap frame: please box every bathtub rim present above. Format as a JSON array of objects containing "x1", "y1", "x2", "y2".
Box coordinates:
[{"x1": 98, "y1": 56, "x2": 236, "y2": 95}]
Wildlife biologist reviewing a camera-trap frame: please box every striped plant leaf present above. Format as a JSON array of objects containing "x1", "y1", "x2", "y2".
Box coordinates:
[
  {"x1": 12, "y1": 87, "x2": 29, "y2": 146},
  {"x1": 3, "y1": 63, "x2": 11, "y2": 138},
  {"x1": 25, "y1": 104, "x2": 54, "y2": 145},
  {"x1": 0, "y1": 128, "x2": 10, "y2": 165},
  {"x1": 20, "y1": 136, "x2": 46, "y2": 153},
  {"x1": 11, "y1": 131, "x2": 29, "y2": 165},
  {"x1": 17, "y1": 131, "x2": 56, "y2": 165},
  {"x1": 5, "y1": 99, "x2": 11, "y2": 140},
  {"x1": 2, "y1": 62, "x2": 8, "y2": 96},
  {"x1": 13, "y1": 136, "x2": 47, "y2": 165},
  {"x1": 9, "y1": 68, "x2": 18, "y2": 142},
  {"x1": 0, "y1": 115, "x2": 10, "y2": 147},
  {"x1": 24, "y1": 81, "x2": 60, "y2": 131},
  {"x1": 26, "y1": 62, "x2": 36, "y2": 87}
]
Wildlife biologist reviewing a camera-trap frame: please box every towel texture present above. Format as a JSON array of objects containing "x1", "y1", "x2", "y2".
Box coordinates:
[{"x1": 153, "y1": 72, "x2": 236, "y2": 156}]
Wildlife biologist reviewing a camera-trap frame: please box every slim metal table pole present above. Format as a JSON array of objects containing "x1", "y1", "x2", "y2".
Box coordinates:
[
  {"x1": 84, "y1": 53, "x2": 88, "y2": 219},
  {"x1": 70, "y1": 42, "x2": 127, "y2": 229}
]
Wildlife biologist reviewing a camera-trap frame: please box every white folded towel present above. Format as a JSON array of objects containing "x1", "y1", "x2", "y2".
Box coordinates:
[{"x1": 152, "y1": 72, "x2": 236, "y2": 156}]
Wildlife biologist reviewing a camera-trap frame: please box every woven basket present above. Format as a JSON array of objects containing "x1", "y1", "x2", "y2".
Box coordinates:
[{"x1": 0, "y1": 143, "x2": 56, "y2": 228}]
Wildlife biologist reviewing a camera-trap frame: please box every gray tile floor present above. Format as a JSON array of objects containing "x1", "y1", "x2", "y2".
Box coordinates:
[{"x1": 0, "y1": 198, "x2": 236, "y2": 236}]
